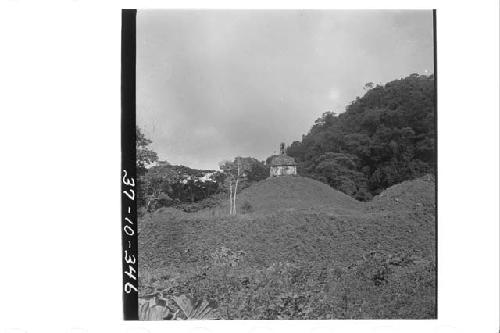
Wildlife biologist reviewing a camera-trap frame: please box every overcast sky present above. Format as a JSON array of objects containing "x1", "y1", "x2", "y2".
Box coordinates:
[{"x1": 137, "y1": 10, "x2": 434, "y2": 170}]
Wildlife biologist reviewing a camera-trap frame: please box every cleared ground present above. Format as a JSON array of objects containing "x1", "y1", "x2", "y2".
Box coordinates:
[{"x1": 138, "y1": 175, "x2": 436, "y2": 319}]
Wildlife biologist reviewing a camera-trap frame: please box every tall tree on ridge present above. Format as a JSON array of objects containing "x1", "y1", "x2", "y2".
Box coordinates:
[
  {"x1": 219, "y1": 157, "x2": 251, "y2": 215},
  {"x1": 136, "y1": 126, "x2": 159, "y2": 176}
]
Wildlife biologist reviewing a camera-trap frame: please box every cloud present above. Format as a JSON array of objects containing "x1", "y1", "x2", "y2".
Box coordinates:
[
  {"x1": 328, "y1": 88, "x2": 340, "y2": 102},
  {"x1": 137, "y1": 10, "x2": 434, "y2": 170}
]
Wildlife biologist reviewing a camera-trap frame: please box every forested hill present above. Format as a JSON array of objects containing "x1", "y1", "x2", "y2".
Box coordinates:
[{"x1": 287, "y1": 73, "x2": 436, "y2": 200}]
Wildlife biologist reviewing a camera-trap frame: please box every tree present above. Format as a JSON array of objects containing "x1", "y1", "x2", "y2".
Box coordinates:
[
  {"x1": 310, "y1": 152, "x2": 370, "y2": 199},
  {"x1": 239, "y1": 157, "x2": 268, "y2": 182},
  {"x1": 363, "y1": 82, "x2": 374, "y2": 90},
  {"x1": 219, "y1": 160, "x2": 235, "y2": 215},
  {"x1": 143, "y1": 164, "x2": 222, "y2": 208},
  {"x1": 219, "y1": 157, "x2": 252, "y2": 215},
  {"x1": 136, "y1": 126, "x2": 159, "y2": 176},
  {"x1": 287, "y1": 74, "x2": 435, "y2": 199},
  {"x1": 136, "y1": 126, "x2": 159, "y2": 210}
]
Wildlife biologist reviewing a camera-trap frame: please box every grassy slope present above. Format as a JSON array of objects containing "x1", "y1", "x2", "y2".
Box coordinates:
[{"x1": 138, "y1": 175, "x2": 436, "y2": 319}]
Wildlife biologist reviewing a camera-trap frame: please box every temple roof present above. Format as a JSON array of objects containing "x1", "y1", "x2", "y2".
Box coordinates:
[{"x1": 270, "y1": 154, "x2": 297, "y2": 166}]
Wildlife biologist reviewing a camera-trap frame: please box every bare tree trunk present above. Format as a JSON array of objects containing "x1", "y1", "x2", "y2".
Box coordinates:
[
  {"x1": 233, "y1": 162, "x2": 241, "y2": 215},
  {"x1": 229, "y1": 182, "x2": 233, "y2": 215},
  {"x1": 233, "y1": 177, "x2": 239, "y2": 215}
]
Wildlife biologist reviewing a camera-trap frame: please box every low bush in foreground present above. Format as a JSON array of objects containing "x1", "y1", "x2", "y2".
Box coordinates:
[{"x1": 139, "y1": 249, "x2": 435, "y2": 320}]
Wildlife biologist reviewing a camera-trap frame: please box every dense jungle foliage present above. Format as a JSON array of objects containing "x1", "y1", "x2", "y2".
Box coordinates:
[
  {"x1": 137, "y1": 73, "x2": 435, "y2": 207},
  {"x1": 287, "y1": 73, "x2": 435, "y2": 200}
]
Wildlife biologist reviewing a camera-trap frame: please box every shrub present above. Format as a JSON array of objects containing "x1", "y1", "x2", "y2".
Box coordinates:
[{"x1": 240, "y1": 201, "x2": 253, "y2": 213}]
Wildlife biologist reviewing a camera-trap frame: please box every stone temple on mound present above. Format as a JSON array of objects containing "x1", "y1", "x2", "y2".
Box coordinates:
[{"x1": 269, "y1": 143, "x2": 297, "y2": 177}]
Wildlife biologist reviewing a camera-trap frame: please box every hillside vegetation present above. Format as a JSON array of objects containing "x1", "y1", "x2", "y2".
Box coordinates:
[
  {"x1": 136, "y1": 73, "x2": 436, "y2": 319},
  {"x1": 287, "y1": 74, "x2": 435, "y2": 200},
  {"x1": 227, "y1": 176, "x2": 360, "y2": 213},
  {"x1": 136, "y1": 73, "x2": 436, "y2": 219},
  {"x1": 138, "y1": 175, "x2": 436, "y2": 319}
]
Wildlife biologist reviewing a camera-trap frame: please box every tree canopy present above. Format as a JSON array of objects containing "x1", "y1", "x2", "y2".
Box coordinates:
[
  {"x1": 287, "y1": 74, "x2": 435, "y2": 200},
  {"x1": 136, "y1": 126, "x2": 159, "y2": 176}
]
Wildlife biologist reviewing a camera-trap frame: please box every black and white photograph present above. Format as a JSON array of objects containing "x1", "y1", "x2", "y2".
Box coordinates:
[
  {"x1": 131, "y1": 9, "x2": 437, "y2": 320},
  {"x1": 1, "y1": 1, "x2": 500, "y2": 332}
]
